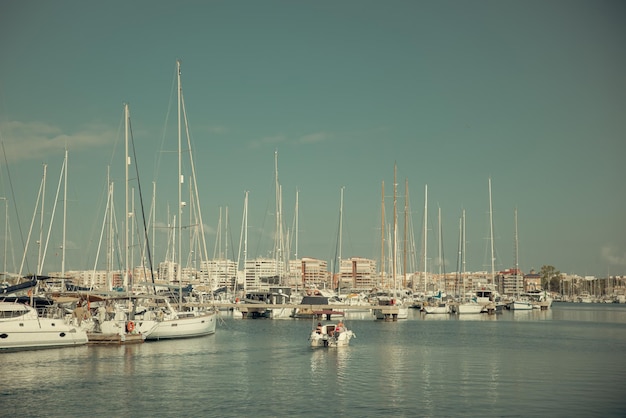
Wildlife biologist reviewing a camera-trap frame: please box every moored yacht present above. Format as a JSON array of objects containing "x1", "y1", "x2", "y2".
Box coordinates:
[{"x1": 0, "y1": 301, "x2": 88, "y2": 351}]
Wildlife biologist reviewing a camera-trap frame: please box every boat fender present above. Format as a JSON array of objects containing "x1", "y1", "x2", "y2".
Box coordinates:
[{"x1": 126, "y1": 321, "x2": 135, "y2": 333}]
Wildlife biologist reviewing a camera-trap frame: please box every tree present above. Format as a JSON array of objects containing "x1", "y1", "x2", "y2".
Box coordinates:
[{"x1": 540, "y1": 265, "x2": 561, "y2": 292}]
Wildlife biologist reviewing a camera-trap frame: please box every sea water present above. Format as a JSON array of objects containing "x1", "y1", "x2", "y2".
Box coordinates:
[{"x1": 1, "y1": 303, "x2": 625, "y2": 417}]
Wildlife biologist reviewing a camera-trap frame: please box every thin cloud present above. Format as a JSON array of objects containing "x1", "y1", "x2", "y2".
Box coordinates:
[
  {"x1": 297, "y1": 132, "x2": 331, "y2": 144},
  {"x1": 0, "y1": 120, "x2": 114, "y2": 162},
  {"x1": 247, "y1": 131, "x2": 332, "y2": 149},
  {"x1": 247, "y1": 134, "x2": 287, "y2": 149},
  {"x1": 601, "y1": 245, "x2": 626, "y2": 266}
]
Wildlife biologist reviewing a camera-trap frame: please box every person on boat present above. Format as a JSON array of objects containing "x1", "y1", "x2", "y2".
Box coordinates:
[
  {"x1": 315, "y1": 322, "x2": 323, "y2": 334},
  {"x1": 335, "y1": 321, "x2": 344, "y2": 334}
]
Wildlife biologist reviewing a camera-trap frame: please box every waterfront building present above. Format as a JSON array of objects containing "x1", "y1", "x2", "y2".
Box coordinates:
[
  {"x1": 203, "y1": 258, "x2": 237, "y2": 289},
  {"x1": 290, "y1": 257, "x2": 329, "y2": 289},
  {"x1": 338, "y1": 257, "x2": 377, "y2": 290},
  {"x1": 245, "y1": 257, "x2": 285, "y2": 289}
]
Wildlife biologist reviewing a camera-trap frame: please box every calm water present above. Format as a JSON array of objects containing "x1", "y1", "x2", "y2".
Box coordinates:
[{"x1": 1, "y1": 303, "x2": 625, "y2": 417}]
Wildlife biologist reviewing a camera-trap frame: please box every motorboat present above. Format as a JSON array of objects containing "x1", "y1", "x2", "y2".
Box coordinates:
[{"x1": 309, "y1": 320, "x2": 354, "y2": 348}]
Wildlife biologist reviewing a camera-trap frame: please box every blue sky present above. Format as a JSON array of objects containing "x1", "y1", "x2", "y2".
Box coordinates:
[{"x1": 0, "y1": 0, "x2": 624, "y2": 278}]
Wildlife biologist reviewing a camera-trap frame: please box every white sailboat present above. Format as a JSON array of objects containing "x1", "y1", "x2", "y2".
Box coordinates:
[
  {"x1": 423, "y1": 186, "x2": 450, "y2": 314},
  {"x1": 456, "y1": 210, "x2": 482, "y2": 314},
  {"x1": 373, "y1": 164, "x2": 409, "y2": 320},
  {"x1": 509, "y1": 208, "x2": 532, "y2": 311},
  {"x1": 135, "y1": 60, "x2": 216, "y2": 339}
]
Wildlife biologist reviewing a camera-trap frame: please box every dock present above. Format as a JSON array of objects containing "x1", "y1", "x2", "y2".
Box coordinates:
[{"x1": 208, "y1": 303, "x2": 400, "y2": 319}]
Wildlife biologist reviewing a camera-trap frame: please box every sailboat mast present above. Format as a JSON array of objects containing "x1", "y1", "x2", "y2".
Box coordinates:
[
  {"x1": 37, "y1": 165, "x2": 47, "y2": 276},
  {"x1": 177, "y1": 60, "x2": 183, "y2": 301},
  {"x1": 62, "y1": 149, "x2": 67, "y2": 279},
  {"x1": 404, "y1": 178, "x2": 408, "y2": 289},
  {"x1": 339, "y1": 187, "x2": 344, "y2": 273},
  {"x1": 294, "y1": 189, "x2": 299, "y2": 261},
  {"x1": 243, "y1": 191, "x2": 248, "y2": 293},
  {"x1": 462, "y1": 209, "x2": 466, "y2": 277},
  {"x1": 424, "y1": 184, "x2": 428, "y2": 293},
  {"x1": 514, "y1": 207, "x2": 519, "y2": 296},
  {"x1": 393, "y1": 164, "x2": 397, "y2": 291},
  {"x1": 488, "y1": 177, "x2": 495, "y2": 285},
  {"x1": 124, "y1": 104, "x2": 130, "y2": 289},
  {"x1": 381, "y1": 181, "x2": 385, "y2": 288}
]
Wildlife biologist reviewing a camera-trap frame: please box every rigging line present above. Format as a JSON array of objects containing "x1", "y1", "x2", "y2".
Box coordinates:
[
  {"x1": 129, "y1": 118, "x2": 156, "y2": 288},
  {"x1": 0, "y1": 135, "x2": 29, "y2": 275},
  {"x1": 153, "y1": 64, "x2": 178, "y2": 189}
]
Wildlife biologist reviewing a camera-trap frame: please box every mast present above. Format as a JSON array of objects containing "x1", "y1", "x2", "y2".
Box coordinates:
[
  {"x1": 339, "y1": 187, "x2": 344, "y2": 276},
  {"x1": 404, "y1": 178, "x2": 408, "y2": 289},
  {"x1": 177, "y1": 60, "x2": 183, "y2": 303},
  {"x1": 393, "y1": 164, "x2": 397, "y2": 292},
  {"x1": 488, "y1": 177, "x2": 495, "y2": 286},
  {"x1": 294, "y1": 189, "x2": 299, "y2": 261},
  {"x1": 423, "y1": 184, "x2": 428, "y2": 293},
  {"x1": 381, "y1": 181, "x2": 385, "y2": 288},
  {"x1": 243, "y1": 191, "x2": 248, "y2": 293},
  {"x1": 457, "y1": 214, "x2": 462, "y2": 298},
  {"x1": 124, "y1": 104, "x2": 130, "y2": 289},
  {"x1": 37, "y1": 165, "x2": 47, "y2": 276},
  {"x1": 274, "y1": 150, "x2": 280, "y2": 284},
  {"x1": 514, "y1": 207, "x2": 519, "y2": 296},
  {"x1": 438, "y1": 205, "x2": 442, "y2": 290},
  {"x1": 62, "y1": 149, "x2": 67, "y2": 279}
]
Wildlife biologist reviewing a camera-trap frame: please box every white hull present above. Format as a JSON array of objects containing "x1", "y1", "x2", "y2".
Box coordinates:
[
  {"x1": 511, "y1": 301, "x2": 533, "y2": 311},
  {"x1": 0, "y1": 302, "x2": 88, "y2": 351},
  {"x1": 373, "y1": 306, "x2": 409, "y2": 320},
  {"x1": 424, "y1": 304, "x2": 450, "y2": 314},
  {"x1": 309, "y1": 323, "x2": 354, "y2": 348},
  {"x1": 456, "y1": 303, "x2": 483, "y2": 314},
  {"x1": 144, "y1": 311, "x2": 217, "y2": 340}
]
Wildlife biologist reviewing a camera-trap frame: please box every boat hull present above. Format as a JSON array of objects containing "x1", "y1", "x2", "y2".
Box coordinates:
[
  {"x1": 309, "y1": 330, "x2": 353, "y2": 348},
  {"x1": 456, "y1": 303, "x2": 483, "y2": 314},
  {"x1": 145, "y1": 311, "x2": 217, "y2": 340},
  {"x1": 0, "y1": 302, "x2": 88, "y2": 351}
]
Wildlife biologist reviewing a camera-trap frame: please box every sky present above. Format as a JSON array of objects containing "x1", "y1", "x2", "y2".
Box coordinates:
[{"x1": 0, "y1": 0, "x2": 624, "y2": 279}]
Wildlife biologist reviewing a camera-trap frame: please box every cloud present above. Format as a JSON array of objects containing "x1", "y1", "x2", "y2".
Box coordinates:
[
  {"x1": 297, "y1": 132, "x2": 330, "y2": 144},
  {"x1": 601, "y1": 245, "x2": 626, "y2": 266},
  {"x1": 0, "y1": 120, "x2": 114, "y2": 162},
  {"x1": 247, "y1": 135, "x2": 287, "y2": 149},
  {"x1": 247, "y1": 131, "x2": 331, "y2": 149}
]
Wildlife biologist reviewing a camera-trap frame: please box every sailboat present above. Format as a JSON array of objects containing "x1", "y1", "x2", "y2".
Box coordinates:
[
  {"x1": 422, "y1": 187, "x2": 450, "y2": 314},
  {"x1": 455, "y1": 210, "x2": 482, "y2": 314},
  {"x1": 134, "y1": 60, "x2": 217, "y2": 339},
  {"x1": 373, "y1": 164, "x2": 409, "y2": 320}
]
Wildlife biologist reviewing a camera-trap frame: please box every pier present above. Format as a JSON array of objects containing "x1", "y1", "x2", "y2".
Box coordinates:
[{"x1": 208, "y1": 303, "x2": 401, "y2": 319}]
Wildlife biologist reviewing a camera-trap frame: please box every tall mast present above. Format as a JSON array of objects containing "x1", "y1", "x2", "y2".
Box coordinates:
[
  {"x1": 393, "y1": 164, "x2": 397, "y2": 291},
  {"x1": 457, "y1": 214, "x2": 462, "y2": 297},
  {"x1": 124, "y1": 103, "x2": 130, "y2": 289},
  {"x1": 176, "y1": 60, "x2": 183, "y2": 302},
  {"x1": 37, "y1": 165, "x2": 47, "y2": 276},
  {"x1": 488, "y1": 177, "x2": 495, "y2": 285},
  {"x1": 294, "y1": 189, "x2": 299, "y2": 261},
  {"x1": 423, "y1": 184, "x2": 428, "y2": 293},
  {"x1": 462, "y1": 209, "x2": 466, "y2": 276},
  {"x1": 243, "y1": 191, "x2": 248, "y2": 293},
  {"x1": 339, "y1": 187, "x2": 344, "y2": 272},
  {"x1": 514, "y1": 207, "x2": 519, "y2": 296},
  {"x1": 404, "y1": 178, "x2": 408, "y2": 289},
  {"x1": 62, "y1": 149, "x2": 67, "y2": 279},
  {"x1": 381, "y1": 181, "x2": 385, "y2": 288},
  {"x1": 438, "y1": 205, "x2": 442, "y2": 277}
]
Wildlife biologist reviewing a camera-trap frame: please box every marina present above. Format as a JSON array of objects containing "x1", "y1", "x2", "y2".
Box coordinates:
[{"x1": 1, "y1": 302, "x2": 625, "y2": 417}]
